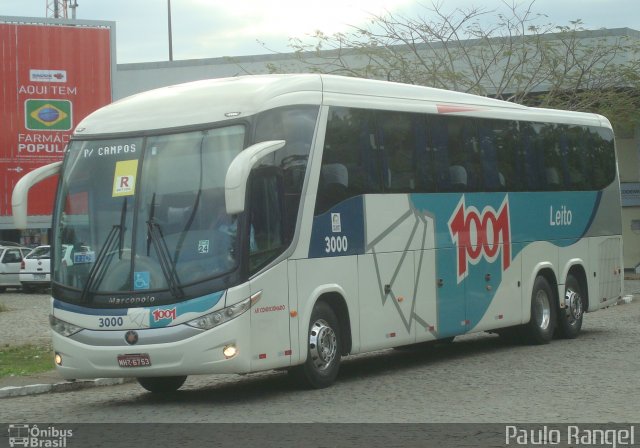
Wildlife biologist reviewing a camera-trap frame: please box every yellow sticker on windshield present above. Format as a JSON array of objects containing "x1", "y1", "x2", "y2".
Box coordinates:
[{"x1": 112, "y1": 160, "x2": 138, "y2": 197}]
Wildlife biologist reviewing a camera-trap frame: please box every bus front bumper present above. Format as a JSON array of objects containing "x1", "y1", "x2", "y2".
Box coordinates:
[{"x1": 51, "y1": 312, "x2": 252, "y2": 380}]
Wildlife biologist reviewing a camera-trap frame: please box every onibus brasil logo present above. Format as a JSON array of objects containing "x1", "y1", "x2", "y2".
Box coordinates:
[
  {"x1": 7, "y1": 424, "x2": 73, "y2": 447},
  {"x1": 448, "y1": 195, "x2": 511, "y2": 283}
]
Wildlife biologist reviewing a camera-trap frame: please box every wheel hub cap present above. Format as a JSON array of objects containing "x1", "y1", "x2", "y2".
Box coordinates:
[
  {"x1": 309, "y1": 319, "x2": 337, "y2": 371},
  {"x1": 565, "y1": 289, "x2": 583, "y2": 321},
  {"x1": 534, "y1": 290, "x2": 551, "y2": 330}
]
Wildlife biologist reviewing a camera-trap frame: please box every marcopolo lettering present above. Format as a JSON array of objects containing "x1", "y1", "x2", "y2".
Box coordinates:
[{"x1": 108, "y1": 295, "x2": 156, "y2": 305}]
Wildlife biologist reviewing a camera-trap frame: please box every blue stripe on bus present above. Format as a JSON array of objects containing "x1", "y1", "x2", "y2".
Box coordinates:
[
  {"x1": 53, "y1": 299, "x2": 129, "y2": 316},
  {"x1": 309, "y1": 196, "x2": 365, "y2": 258},
  {"x1": 410, "y1": 191, "x2": 601, "y2": 335},
  {"x1": 307, "y1": 190, "x2": 602, "y2": 336},
  {"x1": 53, "y1": 290, "x2": 224, "y2": 323}
]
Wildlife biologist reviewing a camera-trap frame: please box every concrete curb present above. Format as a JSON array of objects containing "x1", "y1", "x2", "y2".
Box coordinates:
[
  {"x1": 619, "y1": 295, "x2": 634, "y2": 305},
  {"x1": 0, "y1": 378, "x2": 135, "y2": 399}
]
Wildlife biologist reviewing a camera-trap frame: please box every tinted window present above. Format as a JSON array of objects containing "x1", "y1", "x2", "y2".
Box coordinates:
[
  {"x1": 318, "y1": 107, "x2": 616, "y2": 202},
  {"x1": 254, "y1": 105, "x2": 319, "y2": 240},
  {"x1": 316, "y1": 107, "x2": 382, "y2": 215}
]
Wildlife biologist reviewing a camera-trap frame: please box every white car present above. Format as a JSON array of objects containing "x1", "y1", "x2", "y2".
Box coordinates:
[
  {"x1": 0, "y1": 245, "x2": 32, "y2": 292},
  {"x1": 19, "y1": 245, "x2": 51, "y2": 293}
]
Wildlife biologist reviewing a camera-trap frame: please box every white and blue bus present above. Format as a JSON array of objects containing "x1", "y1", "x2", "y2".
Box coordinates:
[{"x1": 13, "y1": 75, "x2": 623, "y2": 392}]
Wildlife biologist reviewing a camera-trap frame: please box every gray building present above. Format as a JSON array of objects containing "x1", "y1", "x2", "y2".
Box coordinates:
[
  {"x1": 114, "y1": 28, "x2": 640, "y2": 271},
  {"x1": 3, "y1": 18, "x2": 640, "y2": 270}
]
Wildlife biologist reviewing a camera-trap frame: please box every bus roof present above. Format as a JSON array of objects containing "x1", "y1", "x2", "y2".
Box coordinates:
[{"x1": 73, "y1": 74, "x2": 610, "y2": 137}]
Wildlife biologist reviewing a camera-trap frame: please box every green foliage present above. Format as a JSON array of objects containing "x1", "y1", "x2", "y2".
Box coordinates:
[
  {"x1": 0, "y1": 345, "x2": 55, "y2": 377},
  {"x1": 258, "y1": 1, "x2": 640, "y2": 133}
]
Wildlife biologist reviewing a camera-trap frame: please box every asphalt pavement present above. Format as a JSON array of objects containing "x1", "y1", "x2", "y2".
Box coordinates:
[{"x1": 1, "y1": 279, "x2": 638, "y2": 398}]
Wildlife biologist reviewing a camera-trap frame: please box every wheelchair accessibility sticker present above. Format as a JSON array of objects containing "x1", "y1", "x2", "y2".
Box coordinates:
[{"x1": 134, "y1": 271, "x2": 150, "y2": 290}]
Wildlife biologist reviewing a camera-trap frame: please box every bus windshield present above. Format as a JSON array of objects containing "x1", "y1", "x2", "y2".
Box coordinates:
[{"x1": 53, "y1": 125, "x2": 246, "y2": 299}]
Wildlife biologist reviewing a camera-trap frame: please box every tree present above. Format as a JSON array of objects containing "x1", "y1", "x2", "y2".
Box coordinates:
[{"x1": 253, "y1": 1, "x2": 640, "y2": 134}]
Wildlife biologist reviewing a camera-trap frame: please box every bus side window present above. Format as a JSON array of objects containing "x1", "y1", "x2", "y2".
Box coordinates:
[
  {"x1": 565, "y1": 125, "x2": 589, "y2": 190},
  {"x1": 253, "y1": 106, "x2": 318, "y2": 242},
  {"x1": 521, "y1": 122, "x2": 545, "y2": 191},
  {"x1": 315, "y1": 107, "x2": 381, "y2": 215},
  {"x1": 248, "y1": 167, "x2": 285, "y2": 275},
  {"x1": 589, "y1": 127, "x2": 616, "y2": 189},
  {"x1": 478, "y1": 120, "x2": 501, "y2": 191},
  {"x1": 428, "y1": 116, "x2": 451, "y2": 192},
  {"x1": 414, "y1": 116, "x2": 435, "y2": 192},
  {"x1": 378, "y1": 111, "x2": 417, "y2": 193}
]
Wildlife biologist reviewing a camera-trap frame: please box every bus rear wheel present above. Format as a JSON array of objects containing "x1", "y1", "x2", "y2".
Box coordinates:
[
  {"x1": 137, "y1": 376, "x2": 187, "y2": 393},
  {"x1": 291, "y1": 301, "x2": 342, "y2": 389},
  {"x1": 521, "y1": 275, "x2": 556, "y2": 344},
  {"x1": 556, "y1": 274, "x2": 584, "y2": 339}
]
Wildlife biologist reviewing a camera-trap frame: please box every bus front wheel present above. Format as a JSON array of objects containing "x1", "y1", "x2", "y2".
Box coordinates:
[
  {"x1": 522, "y1": 275, "x2": 557, "y2": 344},
  {"x1": 292, "y1": 301, "x2": 342, "y2": 389},
  {"x1": 137, "y1": 376, "x2": 187, "y2": 393}
]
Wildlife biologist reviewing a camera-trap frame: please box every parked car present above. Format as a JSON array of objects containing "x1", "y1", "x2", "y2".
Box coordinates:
[
  {"x1": 19, "y1": 245, "x2": 51, "y2": 293},
  {"x1": 0, "y1": 245, "x2": 32, "y2": 292}
]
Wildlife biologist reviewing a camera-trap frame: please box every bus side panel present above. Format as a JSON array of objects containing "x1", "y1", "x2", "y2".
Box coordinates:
[
  {"x1": 358, "y1": 252, "x2": 416, "y2": 350},
  {"x1": 414, "y1": 248, "x2": 438, "y2": 343},
  {"x1": 249, "y1": 260, "x2": 292, "y2": 371},
  {"x1": 433, "y1": 246, "x2": 467, "y2": 338},
  {"x1": 469, "y1": 241, "x2": 523, "y2": 332},
  {"x1": 558, "y1": 238, "x2": 590, "y2": 300},
  {"x1": 295, "y1": 256, "x2": 360, "y2": 358},
  {"x1": 587, "y1": 235, "x2": 623, "y2": 310},
  {"x1": 288, "y1": 260, "x2": 301, "y2": 364},
  {"x1": 358, "y1": 194, "x2": 430, "y2": 350}
]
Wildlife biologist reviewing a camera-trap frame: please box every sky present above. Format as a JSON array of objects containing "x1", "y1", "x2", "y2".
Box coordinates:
[{"x1": 0, "y1": 0, "x2": 639, "y2": 64}]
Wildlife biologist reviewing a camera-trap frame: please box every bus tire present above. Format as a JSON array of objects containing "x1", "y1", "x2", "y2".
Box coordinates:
[
  {"x1": 522, "y1": 275, "x2": 557, "y2": 345},
  {"x1": 556, "y1": 274, "x2": 584, "y2": 339},
  {"x1": 292, "y1": 301, "x2": 341, "y2": 389},
  {"x1": 137, "y1": 376, "x2": 187, "y2": 393}
]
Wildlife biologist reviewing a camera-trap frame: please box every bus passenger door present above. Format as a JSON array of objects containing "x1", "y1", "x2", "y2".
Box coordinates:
[
  {"x1": 358, "y1": 195, "x2": 418, "y2": 351},
  {"x1": 248, "y1": 260, "x2": 291, "y2": 371},
  {"x1": 247, "y1": 170, "x2": 292, "y2": 370}
]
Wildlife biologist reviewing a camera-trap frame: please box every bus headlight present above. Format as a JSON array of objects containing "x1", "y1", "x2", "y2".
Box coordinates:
[
  {"x1": 186, "y1": 297, "x2": 251, "y2": 330},
  {"x1": 49, "y1": 314, "x2": 83, "y2": 337}
]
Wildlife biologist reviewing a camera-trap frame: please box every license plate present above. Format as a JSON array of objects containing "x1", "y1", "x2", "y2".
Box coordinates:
[
  {"x1": 117, "y1": 353, "x2": 151, "y2": 368},
  {"x1": 33, "y1": 273, "x2": 46, "y2": 280}
]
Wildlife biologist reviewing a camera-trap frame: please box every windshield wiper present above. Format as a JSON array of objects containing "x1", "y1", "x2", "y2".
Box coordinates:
[
  {"x1": 172, "y1": 134, "x2": 205, "y2": 264},
  {"x1": 80, "y1": 198, "x2": 127, "y2": 302},
  {"x1": 147, "y1": 219, "x2": 183, "y2": 299},
  {"x1": 80, "y1": 224, "x2": 120, "y2": 302}
]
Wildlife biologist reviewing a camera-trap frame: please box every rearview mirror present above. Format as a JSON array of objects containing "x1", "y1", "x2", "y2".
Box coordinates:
[
  {"x1": 225, "y1": 140, "x2": 285, "y2": 214},
  {"x1": 12, "y1": 161, "x2": 63, "y2": 229}
]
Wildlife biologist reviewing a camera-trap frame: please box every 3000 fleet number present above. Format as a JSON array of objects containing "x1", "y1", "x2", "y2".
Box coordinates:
[
  {"x1": 98, "y1": 317, "x2": 124, "y2": 328},
  {"x1": 324, "y1": 236, "x2": 348, "y2": 253}
]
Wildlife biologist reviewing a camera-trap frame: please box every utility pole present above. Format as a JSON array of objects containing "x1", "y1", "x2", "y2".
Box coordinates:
[
  {"x1": 168, "y1": 0, "x2": 174, "y2": 61},
  {"x1": 46, "y1": 0, "x2": 68, "y2": 18},
  {"x1": 69, "y1": 0, "x2": 78, "y2": 20}
]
